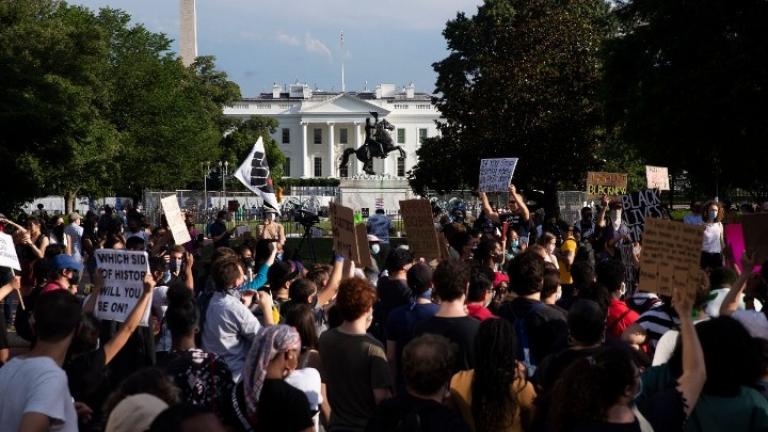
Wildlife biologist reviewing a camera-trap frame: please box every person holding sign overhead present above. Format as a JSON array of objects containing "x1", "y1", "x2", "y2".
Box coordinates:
[{"x1": 478, "y1": 184, "x2": 531, "y2": 246}]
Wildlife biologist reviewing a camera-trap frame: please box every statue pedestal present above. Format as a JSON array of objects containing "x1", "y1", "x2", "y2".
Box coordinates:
[{"x1": 338, "y1": 175, "x2": 414, "y2": 214}]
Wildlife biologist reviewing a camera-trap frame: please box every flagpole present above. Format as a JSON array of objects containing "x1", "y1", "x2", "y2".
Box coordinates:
[{"x1": 340, "y1": 30, "x2": 345, "y2": 92}]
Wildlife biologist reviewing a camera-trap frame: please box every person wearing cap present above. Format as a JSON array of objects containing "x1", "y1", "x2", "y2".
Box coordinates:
[
  {"x1": 64, "y1": 211, "x2": 84, "y2": 264},
  {"x1": 257, "y1": 208, "x2": 286, "y2": 254},
  {"x1": 41, "y1": 254, "x2": 83, "y2": 295},
  {"x1": 384, "y1": 262, "x2": 438, "y2": 392}
]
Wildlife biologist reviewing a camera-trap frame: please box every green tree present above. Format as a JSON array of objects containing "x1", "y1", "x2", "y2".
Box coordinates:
[
  {"x1": 410, "y1": 0, "x2": 613, "y2": 211},
  {"x1": 0, "y1": 1, "x2": 121, "y2": 213},
  {"x1": 604, "y1": 0, "x2": 768, "y2": 199}
]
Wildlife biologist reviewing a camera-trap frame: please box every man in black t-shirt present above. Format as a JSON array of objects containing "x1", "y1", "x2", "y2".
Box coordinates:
[
  {"x1": 373, "y1": 248, "x2": 414, "y2": 340},
  {"x1": 414, "y1": 259, "x2": 479, "y2": 372},
  {"x1": 497, "y1": 252, "x2": 568, "y2": 370},
  {"x1": 208, "y1": 211, "x2": 234, "y2": 248}
]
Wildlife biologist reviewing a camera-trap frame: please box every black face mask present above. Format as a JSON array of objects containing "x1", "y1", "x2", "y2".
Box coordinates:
[{"x1": 243, "y1": 258, "x2": 255, "y2": 269}]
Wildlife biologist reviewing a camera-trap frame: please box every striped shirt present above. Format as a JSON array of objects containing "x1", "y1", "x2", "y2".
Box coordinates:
[{"x1": 636, "y1": 305, "x2": 680, "y2": 350}]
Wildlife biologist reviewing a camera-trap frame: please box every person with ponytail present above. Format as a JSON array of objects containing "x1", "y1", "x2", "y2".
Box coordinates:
[
  {"x1": 159, "y1": 283, "x2": 233, "y2": 420},
  {"x1": 225, "y1": 324, "x2": 314, "y2": 432},
  {"x1": 450, "y1": 318, "x2": 536, "y2": 432}
]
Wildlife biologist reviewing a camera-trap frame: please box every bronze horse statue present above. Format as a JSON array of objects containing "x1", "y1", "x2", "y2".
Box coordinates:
[{"x1": 339, "y1": 112, "x2": 406, "y2": 175}]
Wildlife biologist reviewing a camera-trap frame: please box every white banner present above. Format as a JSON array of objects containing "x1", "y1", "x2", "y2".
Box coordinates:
[{"x1": 94, "y1": 249, "x2": 152, "y2": 326}]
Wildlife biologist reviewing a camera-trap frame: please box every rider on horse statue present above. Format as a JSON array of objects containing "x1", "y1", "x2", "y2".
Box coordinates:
[{"x1": 340, "y1": 111, "x2": 406, "y2": 176}]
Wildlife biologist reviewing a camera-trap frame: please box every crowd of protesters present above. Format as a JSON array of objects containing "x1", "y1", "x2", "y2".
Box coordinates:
[{"x1": 1, "y1": 190, "x2": 768, "y2": 432}]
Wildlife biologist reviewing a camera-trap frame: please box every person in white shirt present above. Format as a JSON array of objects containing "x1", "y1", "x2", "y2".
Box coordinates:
[
  {"x1": 701, "y1": 200, "x2": 725, "y2": 269},
  {"x1": 0, "y1": 290, "x2": 85, "y2": 431},
  {"x1": 63, "y1": 212, "x2": 84, "y2": 263},
  {"x1": 202, "y1": 256, "x2": 274, "y2": 382}
]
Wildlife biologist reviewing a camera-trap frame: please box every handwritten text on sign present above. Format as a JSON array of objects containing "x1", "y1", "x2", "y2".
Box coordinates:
[
  {"x1": 400, "y1": 199, "x2": 441, "y2": 260},
  {"x1": 94, "y1": 249, "x2": 151, "y2": 326},
  {"x1": 329, "y1": 203, "x2": 359, "y2": 262},
  {"x1": 639, "y1": 218, "x2": 703, "y2": 297},
  {"x1": 586, "y1": 172, "x2": 628, "y2": 199},
  {"x1": 161, "y1": 195, "x2": 192, "y2": 245},
  {"x1": 479, "y1": 158, "x2": 518, "y2": 192},
  {"x1": 645, "y1": 165, "x2": 670, "y2": 191},
  {"x1": 0, "y1": 233, "x2": 21, "y2": 271}
]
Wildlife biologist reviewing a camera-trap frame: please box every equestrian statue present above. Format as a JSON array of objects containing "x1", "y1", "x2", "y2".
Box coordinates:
[{"x1": 339, "y1": 112, "x2": 406, "y2": 175}]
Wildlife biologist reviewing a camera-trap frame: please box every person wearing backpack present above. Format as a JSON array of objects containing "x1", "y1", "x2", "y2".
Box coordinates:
[{"x1": 497, "y1": 251, "x2": 569, "y2": 375}]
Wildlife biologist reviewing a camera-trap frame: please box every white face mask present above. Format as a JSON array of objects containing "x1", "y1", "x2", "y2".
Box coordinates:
[
  {"x1": 371, "y1": 243, "x2": 381, "y2": 255},
  {"x1": 619, "y1": 282, "x2": 627, "y2": 297},
  {"x1": 611, "y1": 210, "x2": 622, "y2": 223}
]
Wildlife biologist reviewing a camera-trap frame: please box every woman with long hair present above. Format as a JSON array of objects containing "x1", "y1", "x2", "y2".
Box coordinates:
[{"x1": 450, "y1": 318, "x2": 536, "y2": 431}]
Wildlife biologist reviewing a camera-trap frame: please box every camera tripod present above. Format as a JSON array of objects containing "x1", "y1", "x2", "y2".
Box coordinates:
[{"x1": 292, "y1": 223, "x2": 318, "y2": 263}]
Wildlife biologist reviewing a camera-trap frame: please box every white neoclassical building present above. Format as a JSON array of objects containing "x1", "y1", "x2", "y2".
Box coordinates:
[{"x1": 223, "y1": 82, "x2": 441, "y2": 178}]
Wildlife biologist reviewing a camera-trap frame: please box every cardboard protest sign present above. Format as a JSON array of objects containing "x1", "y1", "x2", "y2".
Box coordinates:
[
  {"x1": 400, "y1": 199, "x2": 441, "y2": 260},
  {"x1": 741, "y1": 213, "x2": 768, "y2": 263},
  {"x1": 161, "y1": 195, "x2": 192, "y2": 245},
  {"x1": 586, "y1": 172, "x2": 628, "y2": 200},
  {"x1": 638, "y1": 218, "x2": 704, "y2": 297},
  {"x1": 0, "y1": 232, "x2": 21, "y2": 271},
  {"x1": 355, "y1": 223, "x2": 374, "y2": 269},
  {"x1": 645, "y1": 166, "x2": 670, "y2": 191},
  {"x1": 479, "y1": 158, "x2": 518, "y2": 192},
  {"x1": 94, "y1": 249, "x2": 151, "y2": 326},
  {"x1": 620, "y1": 189, "x2": 665, "y2": 242},
  {"x1": 724, "y1": 224, "x2": 763, "y2": 273},
  {"x1": 329, "y1": 202, "x2": 359, "y2": 261}
]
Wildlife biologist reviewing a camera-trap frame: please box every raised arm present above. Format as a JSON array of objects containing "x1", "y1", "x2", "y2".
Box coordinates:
[
  {"x1": 720, "y1": 253, "x2": 756, "y2": 316},
  {"x1": 103, "y1": 271, "x2": 154, "y2": 364},
  {"x1": 183, "y1": 252, "x2": 195, "y2": 290},
  {"x1": 596, "y1": 195, "x2": 609, "y2": 228},
  {"x1": 317, "y1": 256, "x2": 344, "y2": 306},
  {"x1": 672, "y1": 284, "x2": 706, "y2": 416},
  {"x1": 479, "y1": 191, "x2": 500, "y2": 222},
  {"x1": 0, "y1": 217, "x2": 27, "y2": 234},
  {"x1": 509, "y1": 184, "x2": 530, "y2": 221}
]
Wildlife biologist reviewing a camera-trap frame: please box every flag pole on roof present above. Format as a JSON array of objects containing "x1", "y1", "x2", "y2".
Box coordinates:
[{"x1": 234, "y1": 137, "x2": 281, "y2": 214}]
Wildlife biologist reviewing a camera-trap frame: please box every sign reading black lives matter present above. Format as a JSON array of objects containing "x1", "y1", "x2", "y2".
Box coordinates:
[
  {"x1": 479, "y1": 158, "x2": 518, "y2": 192},
  {"x1": 621, "y1": 189, "x2": 666, "y2": 243},
  {"x1": 94, "y1": 249, "x2": 151, "y2": 326}
]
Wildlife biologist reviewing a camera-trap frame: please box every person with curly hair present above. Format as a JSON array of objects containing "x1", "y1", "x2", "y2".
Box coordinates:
[
  {"x1": 319, "y1": 277, "x2": 392, "y2": 432},
  {"x1": 450, "y1": 318, "x2": 536, "y2": 432}
]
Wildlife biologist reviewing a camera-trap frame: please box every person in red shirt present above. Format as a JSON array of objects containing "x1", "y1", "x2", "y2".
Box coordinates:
[
  {"x1": 40, "y1": 254, "x2": 82, "y2": 295},
  {"x1": 599, "y1": 260, "x2": 639, "y2": 339},
  {"x1": 466, "y1": 266, "x2": 497, "y2": 321}
]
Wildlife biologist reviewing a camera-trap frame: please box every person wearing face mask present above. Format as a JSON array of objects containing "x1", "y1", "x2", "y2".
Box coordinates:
[
  {"x1": 257, "y1": 208, "x2": 286, "y2": 255},
  {"x1": 600, "y1": 260, "x2": 640, "y2": 340},
  {"x1": 700, "y1": 200, "x2": 725, "y2": 270},
  {"x1": 597, "y1": 197, "x2": 631, "y2": 260},
  {"x1": 537, "y1": 232, "x2": 560, "y2": 270}
]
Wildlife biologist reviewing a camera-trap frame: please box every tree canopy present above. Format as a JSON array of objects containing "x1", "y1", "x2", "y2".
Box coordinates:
[
  {"x1": 410, "y1": 0, "x2": 613, "y2": 207},
  {"x1": 0, "y1": 1, "x2": 282, "y2": 213}
]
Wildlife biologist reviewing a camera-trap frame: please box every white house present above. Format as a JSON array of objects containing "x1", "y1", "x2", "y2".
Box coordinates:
[{"x1": 223, "y1": 82, "x2": 441, "y2": 179}]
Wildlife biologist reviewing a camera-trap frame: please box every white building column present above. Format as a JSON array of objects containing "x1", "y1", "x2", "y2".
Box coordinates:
[
  {"x1": 327, "y1": 122, "x2": 335, "y2": 177},
  {"x1": 353, "y1": 122, "x2": 361, "y2": 176},
  {"x1": 382, "y1": 153, "x2": 390, "y2": 175},
  {"x1": 301, "y1": 122, "x2": 308, "y2": 177}
]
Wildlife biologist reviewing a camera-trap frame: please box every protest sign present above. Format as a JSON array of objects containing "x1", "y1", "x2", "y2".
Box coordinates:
[
  {"x1": 742, "y1": 213, "x2": 768, "y2": 263},
  {"x1": 557, "y1": 191, "x2": 587, "y2": 226},
  {"x1": 0, "y1": 232, "x2": 21, "y2": 271},
  {"x1": 619, "y1": 243, "x2": 638, "y2": 295},
  {"x1": 329, "y1": 202, "x2": 359, "y2": 261},
  {"x1": 638, "y1": 218, "x2": 704, "y2": 297},
  {"x1": 479, "y1": 158, "x2": 518, "y2": 192},
  {"x1": 161, "y1": 195, "x2": 191, "y2": 245},
  {"x1": 234, "y1": 225, "x2": 251, "y2": 237},
  {"x1": 645, "y1": 165, "x2": 670, "y2": 191},
  {"x1": 620, "y1": 189, "x2": 665, "y2": 243},
  {"x1": 94, "y1": 249, "x2": 151, "y2": 326},
  {"x1": 724, "y1": 224, "x2": 763, "y2": 273},
  {"x1": 355, "y1": 223, "x2": 374, "y2": 269},
  {"x1": 586, "y1": 172, "x2": 628, "y2": 200},
  {"x1": 400, "y1": 199, "x2": 441, "y2": 260}
]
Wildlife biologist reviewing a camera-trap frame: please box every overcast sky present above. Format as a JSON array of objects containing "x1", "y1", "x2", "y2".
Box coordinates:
[{"x1": 68, "y1": 0, "x2": 483, "y2": 97}]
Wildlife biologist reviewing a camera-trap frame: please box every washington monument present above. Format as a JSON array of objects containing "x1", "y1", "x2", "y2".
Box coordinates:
[{"x1": 180, "y1": 0, "x2": 197, "y2": 66}]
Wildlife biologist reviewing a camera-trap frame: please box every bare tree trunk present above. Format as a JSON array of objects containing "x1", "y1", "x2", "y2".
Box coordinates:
[{"x1": 64, "y1": 190, "x2": 77, "y2": 214}]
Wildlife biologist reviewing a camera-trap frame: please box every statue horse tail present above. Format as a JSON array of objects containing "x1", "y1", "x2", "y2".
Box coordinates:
[{"x1": 340, "y1": 148, "x2": 357, "y2": 168}]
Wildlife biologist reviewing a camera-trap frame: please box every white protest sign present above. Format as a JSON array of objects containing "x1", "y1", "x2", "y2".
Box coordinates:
[
  {"x1": 161, "y1": 195, "x2": 192, "y2": 245},
  {"x1": 0, "y1": 233, "x2": 21, "y2": 271},
  {"x1": 94, "y1": 249, "x2": 151, "y2": 326},
  {"x1": 479, "y1": 158, "x2": 518, "y2": 192},
  {"x1": 645, "y1": 165, "x2": 670, "y2": 191}
]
